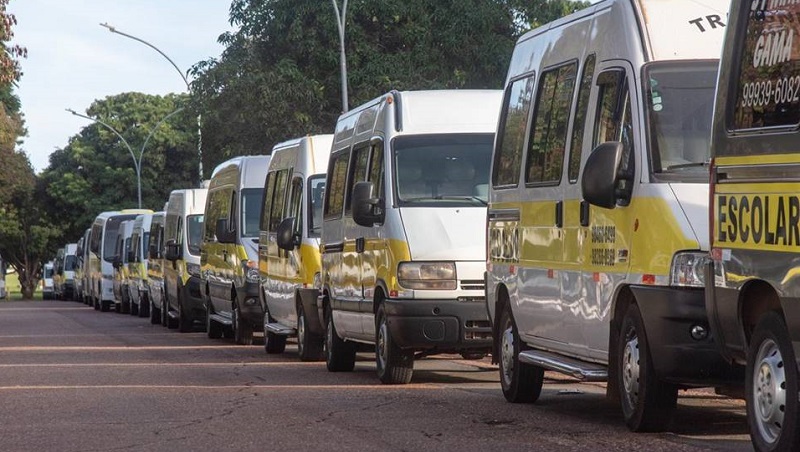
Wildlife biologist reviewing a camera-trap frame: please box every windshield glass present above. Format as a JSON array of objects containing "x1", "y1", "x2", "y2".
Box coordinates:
[
  {"x1": 308, "y1": 176, "x2": 325, "y2": 237},
  {"x1": 645, "y1": 61, "x2": 718, "y2": 178},
  {"x1": 103, "y1": 215, "x2": 137, "y2": 262},
  {"x1": 44, "y1": 267, "x2": 53, "y2": 278},
  {"x1": 187, "y1": 215, "x2": 204, "y2": 255},
  {"x1": 241, "y1": 188, "x2": 263, "y2": 238},
  {"x1": 394, "y1": 133, "x2": 493, "y2": 207},
  {"x1": 64, "y1": 255, "x2": 77, "y2": 271}
]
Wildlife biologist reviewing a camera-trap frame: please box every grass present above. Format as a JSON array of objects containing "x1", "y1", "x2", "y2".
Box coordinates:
[{"x1": 4, "y1": 271, "x2": 43, "y2": 301}]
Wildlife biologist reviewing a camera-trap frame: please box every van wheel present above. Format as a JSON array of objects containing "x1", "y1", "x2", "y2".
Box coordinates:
[
  {"x1": 233, "y1": 303, "x2": 253, "y2": 345},
  {"x1": 178, "y1": 287, "x2": 193, "y2": 333},
  {"x1": 746, "y1": 312, "x2": 800, "y2": 452},
  {"x1": 139, "y1": 293, "x2": 150, "y2": 318},
  {"x1": 206, "y1": 303, "x2": 223, "y2": 339},
  {"x1": 376, "y1": 304, "x2": 414, "y2": 384},
  {"x1": 100, "y1": 300, "x2": 111, "y2": 312},
  {"x1": 263, "y1": 306, "x2": 286, "y2": 353},
  {"x1": 161, "y1": 290, "x2": 169, "y2": 327},
  {"x1": 130, "y1": 295, "x2": 139, "y2": 316},
  {"x1": 325, "y1": 304, "x2": 356, "y2": 372},
  {"x1": 618, "y1": 303, "x2": 678, "y2": 432},
  {"x1": 297, "y1": 303, "x2": 323, "y2": 361},
  {"x1": 498, "y1": 305, "x2": 543, "y2": 403},
  {"x1": 94, "y1": 297, "x2": 100, "y2": 310},
  {"x1": 150, "y1": 297, "x2": 160, "y2": 325}
]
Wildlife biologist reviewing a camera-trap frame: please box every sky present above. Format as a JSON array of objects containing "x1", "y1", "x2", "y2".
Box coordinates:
[{"x1": 10, "y1": 0, "x2": 234, "y2": 173}]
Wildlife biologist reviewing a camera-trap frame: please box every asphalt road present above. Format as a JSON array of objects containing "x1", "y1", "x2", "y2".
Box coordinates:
[{"x1": 0, "y1": 300, "x2": 753, "y2": 451}]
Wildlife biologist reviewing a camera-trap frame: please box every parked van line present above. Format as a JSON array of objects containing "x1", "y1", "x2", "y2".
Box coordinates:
[
  {"x1": 113, "y1": 219, "x2": 135, "y2": 313},
  {"x1": 59, "y1": 243, "x2": 78, "y2": 301},
  {"x1": 202, "y1": 155, "x2": 271, "y2": 344},
  {"x1": 128, "y1": 213, "x2": 153, "y2": 318},
  {"x1": 485, "y1": 0, "x2": 736, "y2": 432},
  {"x1": 164, "y1": 188, "x2": 208, "y2": 332},
  {"x1": 707, "y1": 2, "x2": 800, "y2": 450},
  {"x1": 78, "y1": 228, "x2": 92, "y2": 305},
  {"x1": 320, "y1": 89, "x2": 501, "y2": 384},
  {"x1": 147, "y1": 211, "x2": 167, "y2": 326},
  {"x1": 259, "y1": 134, "x2": 333, "y2": 361},
  {"x1": 88, "y1": 209, "x2": 153, "y2": 312}
]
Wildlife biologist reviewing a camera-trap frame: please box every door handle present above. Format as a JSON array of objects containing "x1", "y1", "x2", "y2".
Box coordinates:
[
  {"x1": 580, "y1": 200, "x2": 590, "y2": 227},
  {"x1": 355, "y1": 237, "x2": 365, "y2": 254},
  {"x1": 555, "y1": 201, "x2": 563, "y2": 228}
]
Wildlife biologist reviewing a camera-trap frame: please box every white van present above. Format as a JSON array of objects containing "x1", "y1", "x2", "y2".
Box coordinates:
[
  {"x1": 60, "y1": 243, "x2": 78, "y2": 301},
  {"x1": 321, "y1": 90, "x2": 501, "y2": 383},
  {"x1": 128, "y1": 213, "x2": 153, "y2": 317},
  {"x1": 485, "y1": 0, "x2": 737, "y2": 432},
  {"x1": 88, "y1": 209, "x2": 152, "y2": 312},
  {"x1": 147, "y1": 211, "x2": 167, "y2": 325},
  {"x1": 202, "y1": 155, "x2": 271, "y2": 344},
  {"x1": 164, "y1": 188, "x2": 208, "y2": 332},
  {"x1": 259, "y1": 134, "x2": 332, "y2": 360},
  {"x1": 79, "y1": 228, "x2": 92, "y2": 305},
  {"x1": 112, "y1": 219, "x2": 135, "y2": 313}
]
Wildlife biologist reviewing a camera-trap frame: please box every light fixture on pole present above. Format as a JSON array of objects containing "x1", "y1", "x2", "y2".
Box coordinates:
[{"x1": 100, "y1": 22, "x2": 203, "y2": 182}]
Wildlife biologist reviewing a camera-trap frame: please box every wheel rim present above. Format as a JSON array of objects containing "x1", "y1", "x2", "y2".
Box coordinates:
[
  {"x1": 325, "y1": 315, "x2": 333, "y2": 361},
  {"x1": 622, "y1": 332, "x2": 640, "y2": 409},
  {"x1": 298, "y1": 310, "x2": 306, "y2": 355},
  {"x1": 377, "y1": 316, "x2": 388, "y2": 371},
  {"x1": 753, "y1": 338, "x2": 786, "y2": 444},
  {"x1": 500, "y1": 322, "x2": 515, "y2": 390}
]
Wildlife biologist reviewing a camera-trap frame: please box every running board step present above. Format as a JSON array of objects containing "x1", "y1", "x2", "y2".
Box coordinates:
[
  {"x1": 264, "y1": 322, "x2": 294, "y2": 336},
  {"x1": 518, "y1": 350, "x2": 608, "y2": 382},
  {"x1": 208, "y1": 313, "x2": 232, "y2": 326}
]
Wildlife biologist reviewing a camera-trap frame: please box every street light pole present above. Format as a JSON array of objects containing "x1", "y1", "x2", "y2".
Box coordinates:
[
  {"x1": 67, "y1": 107, "x2": 185, "y2": 209},
  {"x1": 332, "y1": 0, "x2": 349, "y2": 113},
  {"x1": 100, "y1": 22, "x2": 203, "y2": 182}
]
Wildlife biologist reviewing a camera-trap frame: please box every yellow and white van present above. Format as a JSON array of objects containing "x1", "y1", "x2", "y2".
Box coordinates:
[
  {"x1": 128, "y1": 213, "x2": 153, "y2": 317},
  {"x1": 485, "y1": 0, "x2": 737, "y2": 432},
  {"x1": 113, "y1": 219, "x2": 135, "y2": 313},
  {"x1": 202, "y1": 156, "x2": 270, "y2": 344},
  {"x1": 259, "y1": 134, "x2": 332, "y2": 360},
  {"x1": 321, "y1": 89, "x2": 501, "y2": 383},
  {"x1": 707, "y1": 2, "x2": 800, "y2": 450},
  {"x1": 146, "y1": 211, "x2": 167, "y2": 325},
  {"x1": 164, "y1": 188, "x2": 208, "y2": 332}
]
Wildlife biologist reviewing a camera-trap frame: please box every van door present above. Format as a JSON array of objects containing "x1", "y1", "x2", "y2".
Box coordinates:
[
  {"x1": 579, "y1": 61, "x2": 637, "y2": 359},
  {"x1": 344, "y1": 141, "x2": 372, "y2": 339},
  {"x1": 359, "y1": 138, "x2": 385, "y2": 338}
]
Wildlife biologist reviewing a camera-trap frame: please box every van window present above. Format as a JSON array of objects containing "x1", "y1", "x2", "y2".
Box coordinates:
[
  {"x1": 732, "y1": 2, "x2": 800, "y2": 130},
  {"x1": 324, "y1": 151, "x2": 349, "y2": 220},
  {"x1": 142, "y1": 233, "x2": 150, "y2": 260},
  {"x1": 260, "y1": 172, "x2": 276, "y2": 231},
  {"x1": 268, "y1": 169, "x2": 290, "y2": 232},
  {"x1": 368, "y1": 140, "x2": 384, "y2": 198},
  {"x1": 187, "y1": 215, "x2": 203, "y2": 255},
  {"x1": 493, "y1": 75, "x2": 536, "y2": 187},
  {"x1": 308, "y1": 176, "x2": 326, "y2": 237},
  {"x1": 241, "y1": 188, "x2": 263, "y2": 238},
  {"x1": 64, "y1": 255, "x2": 77, "y2": 271},
  {"x1": 103, "y1": 215, "x2": 137, "y2": 262},
  {"x1": 123, "y1": 237, "x2": 131, "y2": 263},
  {"x1": 568, "y1": 55, "x2": 596, "y2": 183},
  {"x1": 646, "y1": 61, "x2": 718, "y2": 174},
  {"x1": 594, "y1": 69, "x2": 635, "y2": 197},
  {"x1": 394, "y1": 133, "x2": 494, "y2": 207},
  {"x1": 288, "y1": 177, "x2": 303, "y2": 235},
  {"x1": 149, "y1": 220, "x2": 163, "y2": 259},
  {"x1": 90, "y1": 223, "x2": 102, "y2": 254},
  {"x1": 345, "y1": 144, "x2": 371, "y2": 214},
  {"x1": 205, "y1": 189, "x2": 232, "y2": 241},
  {"x1": 130, "y1": 232, "x2": 140, "y2": 262},
  {"x1": 525, "y1": 62, "x2": 577, "y2": 185}
]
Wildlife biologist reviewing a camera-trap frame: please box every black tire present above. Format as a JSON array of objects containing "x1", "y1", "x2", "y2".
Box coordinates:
[
  {"x1": 232, "y1": 302, "x2": 253, "y2": 345},
  {"x1": 177, "y1": 286, "x2": 193, "y2": 333},
  {"x1": 325, "y1": 304, "x2": 356, "y2": 372},
  {"x1": 150, "y1": 296, "x2": 160, "y2": 325},
  {"x1": 498, "y1": 305, "x2": 544, "y2": 403},
  {"x1": 263, "y1": 305, "x2": 287, "y2": 354},
  {"x1": 130, "y1": 294, "x2": 139, "y2": 316},
  {"x1": 618, "y1": 303, "x2": 678, "y2": 432},
  {"x1": 297, "y1": 303, "x2": 323, "y2": 361},
  {"x1": 160, "y1": 290, "x2": 169, "y2": 327},
  {"x1": 166, "y1": 291, "x2": 178, "y2": 329},
  {"x1": 376, "y1": 304, "x2": 414, "y2": 384},
  {"x1": 101, "y1": 300, "x2": 111, "y2": 312},
  {"x1": 746, "y1": 311, "x2": 800, "y2": 452},
  {"x1": 206, "y1": 302, "x2": 223, "y2": 339},
  {"x1": 94, "y1": 297, "x2": 100, "y2": 310},
  {"x1": 138, "y1": 293, "x2": 150, "y2": 318}
]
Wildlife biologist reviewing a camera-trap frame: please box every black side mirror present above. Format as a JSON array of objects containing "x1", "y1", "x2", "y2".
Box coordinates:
[
  {"x1": 112, "y1": 256, "x2": 121, "y2": 269},
  {"x1": 216, "y1": 218, "x2": 236, "y2": 244},
  {"x1": 581, "y1": 142, "x2": 625, "y2": 209},
  {"x1": 276, "y1": 217, "x2": 300, "y2": 251},
  {"x1": 165, "y1": 240, "x2": 182, "y2": 261},
  {"x1": 352, "y1": 181, "x2": 384, "y2": 227}
]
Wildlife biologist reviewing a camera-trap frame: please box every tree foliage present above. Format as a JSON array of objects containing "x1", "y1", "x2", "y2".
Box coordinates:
[{"x1": 189, "y1": 0, "x2": 589, "y2": 174}]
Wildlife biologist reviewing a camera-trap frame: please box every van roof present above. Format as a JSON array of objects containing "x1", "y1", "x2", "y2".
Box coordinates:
[{"x1": 209, "y1": 155, "x2": 271, "y2": 189}]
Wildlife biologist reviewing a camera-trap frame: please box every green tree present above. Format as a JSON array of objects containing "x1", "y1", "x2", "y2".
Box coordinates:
[
  {"x1": 39, "y1": 92, "x2": 198, "y2": 243},
  {"x1": 190, "y1": 0, "x2": 588, "y2": 173}
]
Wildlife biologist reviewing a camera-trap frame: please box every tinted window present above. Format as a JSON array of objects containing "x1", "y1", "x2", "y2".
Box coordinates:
[
  {"x1": 324, "y1": 151, "x2": 349, "y2": 220},
  {"x1": 204, "y1": 189, "x2": 231, "y2": 241},
  {"x1": 241, "y1": 188, "x2": 263, "y2": 238},
  {"x1": 267, "y1": 170, "x2": 289, "y2": 232},
  {"x1": 308, "y1": 176, "x2": 325, "y2": 237},
  {"x1": 733, "y1": 2, "x2": 800, "y2": 129},
  {"x1": 345, "y1": 145, "x2": 371, "y2": 214},
  {"x1": 187, "y1": 215, "x2": 203, "y2": 255},
  {"x1": 493, "y1": 75, "x2": 535, "y2": 187},
  {"x1": 568, "y1": 55, "x2": 596, "y2": 183},
  {"x1": 260, "y1": 172, "x2": 277, "y2": 231},
  {"x1": 64, "y1": 255, "x2": 77, "y2": 271},
  {"x1": 103, "y1": 215, "x2": 137, "y2": 262}
]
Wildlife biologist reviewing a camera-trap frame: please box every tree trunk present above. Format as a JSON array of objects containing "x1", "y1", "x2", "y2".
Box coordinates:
[{"x1": 20, "y1": 277, "x2": 37, "y2": 300}]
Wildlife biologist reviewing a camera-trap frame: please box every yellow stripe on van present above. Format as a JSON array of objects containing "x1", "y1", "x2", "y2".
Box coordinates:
[
  {"x1": 714, "y1": 189, "x2": 800, "y2": 252},
  {"x1": 715, "y1": 154, "x2": 800, "y2": 166}
]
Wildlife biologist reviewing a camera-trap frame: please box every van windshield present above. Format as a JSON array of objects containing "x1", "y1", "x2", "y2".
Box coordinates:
[
  {"x1": 103, "y1": 215, "x2": 138, "y2": 262},
  {"x1": 644, "y1": 60, "x2": 718, "y2": 179},
  {"x1": 241, "y1": 188, "x2": 263, "y2": 238},
  {"x1": 64, "y1": 255, "x2": 77, "y2": 271},
  {"x1": 394, "y1": 133, "x2": 493, "y2": 207},
  {"x1": 187, "y1": 215, "x2": 203, "y2": 255}
]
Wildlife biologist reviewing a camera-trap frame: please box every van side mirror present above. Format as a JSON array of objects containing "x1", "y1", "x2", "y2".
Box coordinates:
[
  {"x1": 276, "y1": 217, "x2": 300, "y2": 251},
  {"x1": 352, "y1": 181, "x2": 384, "y2": 227},
  {"x1": 148, "y1": 243, "x2": 161, "y2": 260},
  {"x1": 581, "y1": 142, "x2": 626, "y2": 209},
  {"x1": 165, "y1": 240, "x2": 182, "y2": 261},
  {"x1": 112, "y1": 255, "x2": 121, "y2": 269},
  {"x1": 216, "y1": 218, "x2": 236, "y2": 244}
]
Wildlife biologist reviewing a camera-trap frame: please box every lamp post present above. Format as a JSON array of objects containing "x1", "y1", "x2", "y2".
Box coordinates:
[
  {"x1": 100, "y1": 22, "x2": 203, "y2": 182},
  {"x1": 332, "y1": 0, "x2": 349, "y2": 113},
  {"x1": 67, "y1": 107, "x2": 184, "y2": 209}
]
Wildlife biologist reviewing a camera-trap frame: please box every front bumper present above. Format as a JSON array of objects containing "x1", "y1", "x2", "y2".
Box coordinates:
[
  {"x1": 630, "y1": 285, "x2": 741, "y2": 386},
  {"x1": 236, "y1": 281, "x2": 264, "y2": 331},
  {"x1": 382, "y1": 298, "x2": 492, "y2": 352}
]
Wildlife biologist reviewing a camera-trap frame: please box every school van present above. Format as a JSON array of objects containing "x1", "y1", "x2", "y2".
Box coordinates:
[
  {"x1": 79, "y1": 228, "x2": 92, "y2": 305},
  {"x1": 128, "y1": 213, "x2": 153, "y2": 317},
  {"x1": 42, "y1": 261, "x2": 54, "y2": 300},
  {"x1": 75, "y1": 230, "x2": 90, "y2": 303},
  {"x1": 259, "y1": 134, "x2": 332, "y2": 360},
  {"x1": 484, "y1": 0, "x2": 737, "y2": 432},
  {"x1": 164, "y1": 188, "x2": 208, "y2": 332},
  {"x1": 88, "y1": 209, "x2": 153, "y2": 312},
  {"x1": 202, "y1": 155, "x2": 270, "y2": 344},
  {"x1": 707, "y1": 2, "x2": 800, "y2": 450},
  {"x1": 147, "y1": 211, "x2": 167, "y2": 325},
  {"x1": 59, "y1": 243, "x2": 78, "y2": 301},
  {"x1": 112, "y1": 219, "x2": 135, "y2": 313},
  {"x1": 320, "y1": 89, "x2": 500, "y2": 384}
]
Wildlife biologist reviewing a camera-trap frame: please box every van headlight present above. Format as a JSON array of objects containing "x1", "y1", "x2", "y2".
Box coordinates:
[
  {"x1": 243, "y1": 260, "x2": 259, "y2": 283},
  {"x1": 670, "y1": 252, "x2": 707, "y2": 288},
  {"x1": 397, "y1": 262, "x2": 456, "y2": 290}
]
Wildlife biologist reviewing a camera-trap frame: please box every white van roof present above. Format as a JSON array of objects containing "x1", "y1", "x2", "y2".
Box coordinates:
[{"x1": 396, "y1": 90, "x2": 502, "y2": 134}]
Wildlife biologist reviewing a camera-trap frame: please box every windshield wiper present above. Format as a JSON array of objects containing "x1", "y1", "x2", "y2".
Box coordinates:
[{"x1": 433, "y1": 195, "x2": 487, "y2": 205}]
